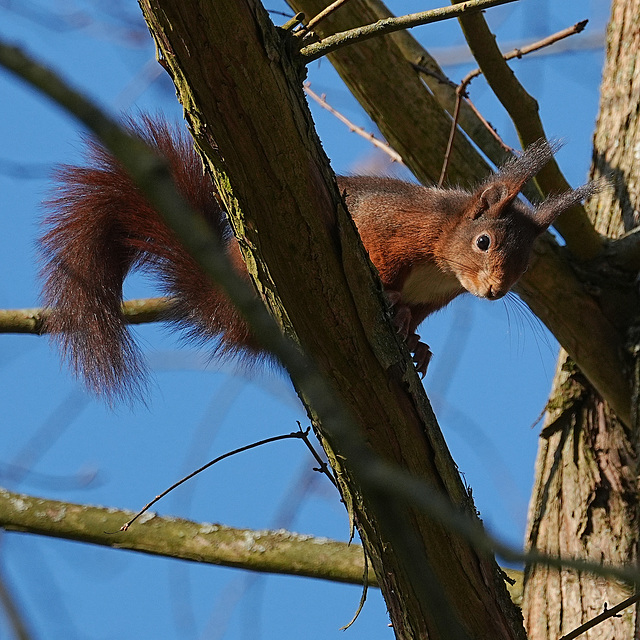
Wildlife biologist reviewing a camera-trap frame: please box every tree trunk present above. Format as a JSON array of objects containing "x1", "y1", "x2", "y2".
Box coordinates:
[
  {"x1": 138, "y1": 1, "x2": 526, "y2": 638},
  {"x1": 523, "y1": 354, "x2": 638, "y2": 638},
  {"x1": 523, "y1": 1, "x2": 640, "y2": 637}
]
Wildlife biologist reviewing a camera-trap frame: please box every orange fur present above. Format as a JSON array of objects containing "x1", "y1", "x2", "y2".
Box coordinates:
[{"x1": 40, "y1": 116, "x2": 256, "y2": 401}]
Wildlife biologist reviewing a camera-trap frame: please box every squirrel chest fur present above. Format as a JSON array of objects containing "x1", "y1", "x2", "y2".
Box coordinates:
[{"x1": 39, "y1": 117, "x2": 596, "y2": 399}]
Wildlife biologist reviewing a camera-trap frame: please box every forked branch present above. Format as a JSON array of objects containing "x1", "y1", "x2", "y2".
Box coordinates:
[{"x1": 117, "y1": 429, "x2": 315, "y2": 531}]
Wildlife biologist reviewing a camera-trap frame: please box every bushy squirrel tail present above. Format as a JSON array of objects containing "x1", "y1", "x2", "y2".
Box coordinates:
[{"x1": 40, "y1": 115, "x2": 256, "y2": 402}]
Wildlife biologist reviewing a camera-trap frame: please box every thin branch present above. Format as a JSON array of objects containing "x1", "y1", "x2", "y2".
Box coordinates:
[
  {"x1": 304, "y1": 4, "x2": 576, "y2": 191},
  {"x1": 437, "y1": 84, "x2": 513, "y2": 186},
  {"x1": 463, "y1": 20, "x2": 589, "y2": 86},
  {"x1": 119, "y1": 429, "x2": 310, "y2": 531},
  {"x1": 305, "y1": 0, "x2": 352, "y2": 31},
  {"x1": 464, "y1": 96, "x2": 512, "y2": 150},
  {"x1": 303, "y1": 83, "x2": 404, "y2": 165},
  {"x1": 412, "y1": 62, "x2": 513, "y2": 151},
  {"x1": 397, "y1": 32, "x2": 517, "y2": 179},
  {"x1": 280, "y1": 11, "x2": 305, "y2": 31},
  {"x1": 0, "y1": 306, "x2": 47, "y2": 335},
  {"x1": 0, "y1": 297, "x2": 172, "y2": 334},
  {"x1": 0, "y1": 487, "x2": 377, "y2": 585},
  {"x1": 296, "y1": 422, "x2": 338, "y2": 488},
  {"x1": 410, "y1": 63, "x2": 457, "y2": 90},
  {"x1": 299, "y1": 0, "x2": 518, "y2": 63},
  {"x1": 438, "y1": 86, "x2": 465, "y2": 187},
  {"x1": 559, "y1": 593, "x2": 640, "y2": 640},
  {"x1": 411, "y1": 61, "x2": 513, "y2": 151},
  {"x1": 340, "y1": 546, "x2": 369, "y2": 630}
]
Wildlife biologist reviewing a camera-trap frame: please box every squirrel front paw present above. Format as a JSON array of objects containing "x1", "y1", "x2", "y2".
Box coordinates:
[
  {"x1": 412, "y1": 338, "x2": 432, "y2": 378},
  {"x1": 385, "y1": 291, "x2": 432, "y2": 377},
  {"x1": 385, "y1": 290, "x2": 411, "y2": 337}
]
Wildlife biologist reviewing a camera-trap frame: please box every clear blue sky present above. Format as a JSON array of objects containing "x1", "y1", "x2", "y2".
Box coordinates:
[{"x1": 0, "y1": 1, "x2": 609, "y2": 638}]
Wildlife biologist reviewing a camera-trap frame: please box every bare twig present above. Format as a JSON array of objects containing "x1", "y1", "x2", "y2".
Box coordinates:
[
  {"x1": 118, "y1": 429, "x2": 311, "y2": 531},
  {"x1": 559, "y1": 593, "x2": 640, "y2": 640},
  {"x1": 299, "y1": 0, "x2": 517, "y2": 63},
  {"x1": 296, "y1": 421, "x2": 338, "y2": 488},
  {"x1": 438, "y1": 87, "x2": 465, "y2": 187},
  {"x1": 464, "y1": 96, "x2": 512, "y2": 150},
  {"x1": 437, "y1": 76, "x2": 511, "y2": 186},
  {"x1": 463, "y1": 20, "x2": 589, "y2": 87},
  {"x1": 305, "y1": 0, "x2": 351, "y2": 31},
  {"x1": 303, "y1": 83, "x2": 403, "y2": 165},
  {"x1": 410, "y1": 63, "x2": 457, "y2": 89},
  {"x1": 412, "y1": 62, "x2": 512, "y2": 153},
  {"x1": 281, "y1": 11, "x2": 305, "y2": 31},
  {"x1": 528, "y1": 403, "x2": 549, "y2": 431}
]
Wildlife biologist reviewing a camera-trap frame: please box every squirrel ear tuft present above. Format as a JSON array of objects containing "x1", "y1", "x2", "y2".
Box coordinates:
[
  {"x1": 470, "y1": 139, "x2": 562, "y2": 219},
  {"x1": 497, "y1": 139, "x2": 562, "y2": 192},
  {"x1": 534, "y1": 178, "x2": 605, "y2": 229}
]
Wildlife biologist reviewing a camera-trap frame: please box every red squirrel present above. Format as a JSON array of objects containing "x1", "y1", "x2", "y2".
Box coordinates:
[{"x1": 40, "y1": 115, "x2": 596, "y2": 400}]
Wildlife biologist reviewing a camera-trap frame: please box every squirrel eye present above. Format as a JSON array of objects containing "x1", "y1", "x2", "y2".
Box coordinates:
[{"x1": 476, "y1": 234, "x2": 491, "y2": 251}]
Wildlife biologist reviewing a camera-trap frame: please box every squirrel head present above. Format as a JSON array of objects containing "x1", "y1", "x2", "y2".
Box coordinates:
[{"x1": 439, "y1": 139, "x2": 599, "y2": 300}]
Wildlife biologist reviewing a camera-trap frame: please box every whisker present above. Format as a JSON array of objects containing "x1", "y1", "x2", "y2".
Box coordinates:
[
  {"x1": 503, "y1": 292, "x2": 557, "y2": 372},
  {"x1": 502, "y1": 296, "x2": 514, "y2": 349}
]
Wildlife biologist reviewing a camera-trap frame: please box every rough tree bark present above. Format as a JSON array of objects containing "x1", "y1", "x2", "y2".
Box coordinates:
[{"x1": 522, "y1": 1, "x2": 640, "y2": 638}]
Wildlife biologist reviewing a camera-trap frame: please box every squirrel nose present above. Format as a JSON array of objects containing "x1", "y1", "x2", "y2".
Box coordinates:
[{"x1": 487, "y1": 285, "x2": 506, "y2": 300}]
